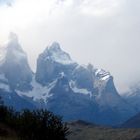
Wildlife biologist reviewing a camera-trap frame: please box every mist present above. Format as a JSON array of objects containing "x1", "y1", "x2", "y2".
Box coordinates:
[{"x1": 0, "y1": 0, "x2": 140, "y2": 93}]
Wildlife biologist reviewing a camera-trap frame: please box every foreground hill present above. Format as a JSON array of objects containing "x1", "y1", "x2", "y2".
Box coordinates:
[{"x1": 67, "y1": 121, "x2": 140, "y2": 140}]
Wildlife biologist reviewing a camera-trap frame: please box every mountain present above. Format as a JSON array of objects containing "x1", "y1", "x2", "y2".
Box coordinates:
[
  {"x1": 0, "y1": 34, "x2": 137, "y2": 125},
  {"x1": 0, "y1": 33, "x2": 33, "y2": 91},
  {"x1": 122, "y1": 84, "x2": 140, "y2": 112},
  {"x1": 121, "y1": 112, "x2": 140, "y2": 128},
  {"x1": 0, "y1": 33, "x2": 35, "y2": 110},
  {"x1": 35, "y1": 42, "x2": 136, "y2": 125},
  {"x1": 36, "y1": 42, "x2": 77, "y2": 85}
]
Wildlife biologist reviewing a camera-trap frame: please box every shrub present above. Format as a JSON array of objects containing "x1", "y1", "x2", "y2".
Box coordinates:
[{"x1": 0, "y1": 104, "x2": 69, "y2": 140}]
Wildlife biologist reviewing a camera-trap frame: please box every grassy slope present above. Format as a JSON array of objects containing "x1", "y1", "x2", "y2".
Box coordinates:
[{"x1": 67, "y1": 121, "x2": 140, "y2": 140}]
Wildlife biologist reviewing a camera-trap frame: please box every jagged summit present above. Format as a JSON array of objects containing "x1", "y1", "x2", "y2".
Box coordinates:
[
  {"x1": 48, "y1": 42, "x2": 61, "y2": 51},
  {"x1": 5, "y1": 33, "x2": 27, "y2": 65},
  {"x1": 0, "y1": 32, "x2": 26, "y2": 64},
  {"x1": 6, "y1": 32, "x2": 24, "y2": 52},
  {"x1": 0, "y1": 33, "x2": 33, "y2": 91},
  {"x1": 95, "y1": 69, "x2": 111, "y2": 81},
  {"x1": 0, "y1": 33, "x2": 24, "y2": 65},
  {"x1": 42, "y1": 42, "x2": 74, "y2": 65},
  {"x1": 35, "y1": 42, "x2": 77, "y2": 85}
]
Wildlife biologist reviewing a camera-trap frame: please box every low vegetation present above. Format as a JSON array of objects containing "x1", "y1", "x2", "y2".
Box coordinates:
[
  {"x1": 0, "y1": 97, "x2": 69, "y2": 140},
  {"x1": 2, "y1": 97, "x2": 140, "y2": 140}
]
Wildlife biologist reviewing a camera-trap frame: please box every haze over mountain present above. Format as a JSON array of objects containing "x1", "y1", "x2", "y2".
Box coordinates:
[
  {"x1": 122, "y1": 83, "x2": 140, "y2": 112},
  {"x1": 0, "y1": 0, "x2": 140, "y2": 93},
  {"x1": 0, "y1": 34, "x2": 138, "y2": 126},
  {"x1": 0, "y1": 33, "x2": 33, "y2": 91}
]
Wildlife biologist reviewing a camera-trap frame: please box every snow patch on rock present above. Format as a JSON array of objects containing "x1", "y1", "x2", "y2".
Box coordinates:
[
  {"x1": 44, "y1": 42, "x2": 74, "y2": 65},
  {"x1": 16, "y1": 77, "x2": 56, "y2": 102},
  {"x1": 69, "y1": 80, "x2": 92, "y2": 96}
]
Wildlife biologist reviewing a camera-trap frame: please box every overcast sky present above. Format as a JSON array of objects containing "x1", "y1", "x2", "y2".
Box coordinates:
[{"x1": 0, "y1": 0, "x2": 140, "y2": 93}]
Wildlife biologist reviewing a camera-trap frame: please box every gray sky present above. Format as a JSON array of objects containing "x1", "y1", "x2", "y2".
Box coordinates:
[{"x1": 0, "y1": 0, "x2": 140, "y2": 93}]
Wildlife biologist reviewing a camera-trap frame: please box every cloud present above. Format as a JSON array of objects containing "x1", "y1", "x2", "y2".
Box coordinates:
[
  {"x1": 0, "y1": 0, "x2": 140, "y2": 93},
  {"x1": 0, "y1": 0, "x2": 13, "y2": 6},
  {"x1": 79, "y1": 0, "x2": 121, "y2": 16}
]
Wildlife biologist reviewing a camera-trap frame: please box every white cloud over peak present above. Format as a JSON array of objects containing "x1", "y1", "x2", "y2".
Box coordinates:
[{"x1": 0, "y1": 0, "x2": 122, "y2": 30}]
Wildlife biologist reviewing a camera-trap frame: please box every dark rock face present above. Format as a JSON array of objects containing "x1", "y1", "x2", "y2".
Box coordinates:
[{"x1": 72, "y1": 65, "x2": 94, "y2": 90}]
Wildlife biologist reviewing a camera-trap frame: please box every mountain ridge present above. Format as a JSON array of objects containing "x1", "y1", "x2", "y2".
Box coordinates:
[{"x1": 0, "y1": 33, "x2": 137, "y2": 126}]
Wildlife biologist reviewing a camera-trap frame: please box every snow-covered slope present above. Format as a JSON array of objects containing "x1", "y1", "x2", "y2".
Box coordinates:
[
  {"x1": 0, "y1": 36, "x2": 137, "y2": 126},
  {"x1": 16, "y1": 76, "x2": 56, "y2": 103}
]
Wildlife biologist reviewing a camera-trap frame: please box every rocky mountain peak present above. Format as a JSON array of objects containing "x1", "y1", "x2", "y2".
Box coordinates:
[
  {"x1": 48, "y1": 42, "x2": 61, "y2": 52},
  {"x1": 0, "y1": 33, "x2": 33, "y2": 91},
  {"x1": 42, "y1": 42, "x2": 73, "y2": 65},
  {"x1": 6, "y1": 32, "x2": 23, "y2": 52}
]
